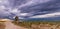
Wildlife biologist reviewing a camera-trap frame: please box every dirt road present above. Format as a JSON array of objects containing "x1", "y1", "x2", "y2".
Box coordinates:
[
  {"x1": 0, "y1": 19, "x2": 28, "y2": 29},
  {"x1": 4, "y1": 21, "x2": 28, "y2": 29}
]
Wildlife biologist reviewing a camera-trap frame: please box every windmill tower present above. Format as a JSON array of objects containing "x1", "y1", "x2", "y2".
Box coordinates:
[
  {"x1": 15, "y1": 16, "x2": 19, "y2": 21},
  {"x1": 14, "y1": 16, "x2": 19, "y2": 24}
]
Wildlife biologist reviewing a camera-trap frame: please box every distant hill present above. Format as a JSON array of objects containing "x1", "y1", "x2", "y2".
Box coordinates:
[{"x1": 23, "y1": 17, "x2": 60, "y2": 22}]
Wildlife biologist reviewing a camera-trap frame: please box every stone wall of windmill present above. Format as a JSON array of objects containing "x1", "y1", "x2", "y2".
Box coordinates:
[{"x1": 14, "y1": 16, "x2": 19, "y2": 24}]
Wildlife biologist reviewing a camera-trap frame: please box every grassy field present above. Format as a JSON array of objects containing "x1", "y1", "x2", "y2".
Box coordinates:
[{"x1": 12, "y1": 21, "x2": 60, "y2": 29}]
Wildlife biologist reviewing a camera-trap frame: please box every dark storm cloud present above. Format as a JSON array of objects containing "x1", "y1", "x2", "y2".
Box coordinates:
[
  {"x1": 20, "y1": 0, "x2": 60, "y2": 13},
  {"x1": 9, "y1": 0, "x2": 31, "y2": 8},
  {"x1": 17, "y1": 0, "x2": 60, "y2": 18},
  {"x1": 0, "y1": 0, "x2": 60, "y2": 19}
]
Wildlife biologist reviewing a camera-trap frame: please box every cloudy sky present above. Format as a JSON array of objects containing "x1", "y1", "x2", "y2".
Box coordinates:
[{"x1": 0, "y1": 0, "x2": 60, "y2": 19}]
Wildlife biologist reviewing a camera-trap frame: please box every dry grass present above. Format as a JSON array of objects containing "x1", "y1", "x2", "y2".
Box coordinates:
[{"x1": 12, "y1": 21, "x2": 60, "y2": 29}]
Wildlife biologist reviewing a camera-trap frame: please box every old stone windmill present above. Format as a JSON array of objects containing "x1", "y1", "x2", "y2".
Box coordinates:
[
  {"x1": 14, "y1": 16, "x2": 19, "y2": 21},
  {"x1": 14, "y1": 16, "x2": 19, "y2": 24}
]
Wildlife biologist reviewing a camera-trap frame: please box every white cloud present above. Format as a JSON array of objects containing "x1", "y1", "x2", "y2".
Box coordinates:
[
  {"x1": 0, "y1": 5, "x2": 9, "y2": 16},
  {"x1": 0, "y1": 5, "x2": 6, "y2": 9},
  {"x1": 18, "y1": 1, "x2": 33, "y2": 8},
  {"x1": 32, "y1": 0, "x2": 50, "y2": 3},
  {"x1": 20, "y1": 13, "x2": 28, "y2": 16},
  {"x1": 30, "y1": 12, "x2": 60, "y2": 18},
  {"x1": 0, "y1": 0, "x2": 9, "y2": 4},
  {"x1": 8, "y1": 8, "x2": 29, "y2": 17},
  {"x1": 9, "y1": 8, "x2": 20, "y2": 13},
  {"x1": 0, "y1": 0, "x2": 2, "y2": 3},
  {"x1": 15, "y1": 13, "x2": 29, "y2": 17}
]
